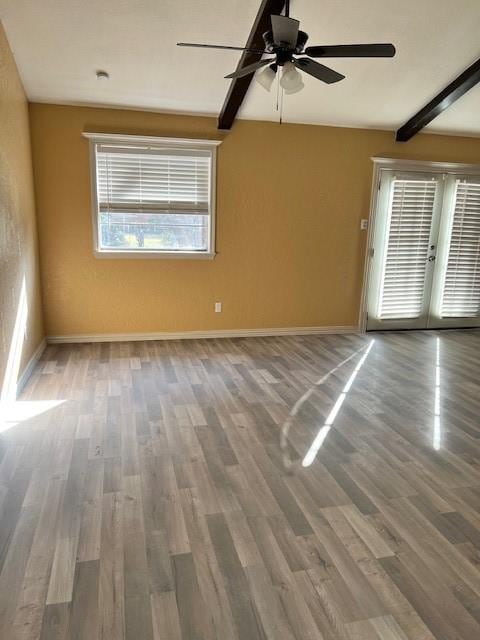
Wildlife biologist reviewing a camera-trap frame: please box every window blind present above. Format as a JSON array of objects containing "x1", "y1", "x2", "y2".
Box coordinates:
[
  {"x1": 441, "y1": 180, "x2": 480, "y2": 318},
  {"x1": 379, "y1": 178, "x2": 437, "y2": 319},
  {"x1": 96, "y1": 145, "x2": 211, "y2": 214}
]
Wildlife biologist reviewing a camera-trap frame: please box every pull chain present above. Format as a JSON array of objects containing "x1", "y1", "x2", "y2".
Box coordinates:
[
  {"x1": 275, "y1": 71, "x2": 284, "y2": 124},
  {"x1": 279, "y1": 86, "x2": 284, "y2": 124},
  {"x1": 276, "y1": 69, "x2": 280, "y2": 111},
  {"x1": 283, "y1": 0, "x2": 290, "y2": 123},
  {"x1": 278, "y1": 0, "x2": 290, "y2": 124}
]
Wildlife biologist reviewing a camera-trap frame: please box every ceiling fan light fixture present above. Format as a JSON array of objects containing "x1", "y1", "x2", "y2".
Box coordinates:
[
  {"x1": 280, "y1": 61, "x2": 303, "y2": 94},
  {"x1": 255, "y1": 64, "x2": 277, "y2": 91}
]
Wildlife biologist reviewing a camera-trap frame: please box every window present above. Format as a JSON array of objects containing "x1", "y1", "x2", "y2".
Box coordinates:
[{"x1": 83, "y1": 133, "x2": 221, "y2": 258}]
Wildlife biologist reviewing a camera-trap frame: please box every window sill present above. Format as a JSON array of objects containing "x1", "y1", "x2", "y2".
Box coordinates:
[{"x1": 94, "y1": 250, "x2": 216, "y2": 260}]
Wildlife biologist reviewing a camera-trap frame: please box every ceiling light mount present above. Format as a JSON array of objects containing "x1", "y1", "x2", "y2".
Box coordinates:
[{"x1": 262, "y1": 28, "x2": 308, "y2": 57}]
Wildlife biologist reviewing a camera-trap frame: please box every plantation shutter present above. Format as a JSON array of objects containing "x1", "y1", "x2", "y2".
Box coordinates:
[
  {"x1": 379, "y1": 177, "x2": 438, "y2": 319},
  {"x1": 441, "y1": 179, "x2": 480, "y2": 318},
  {"x1": 96, "y1": 145, "x2": 211, "y2": 215}
]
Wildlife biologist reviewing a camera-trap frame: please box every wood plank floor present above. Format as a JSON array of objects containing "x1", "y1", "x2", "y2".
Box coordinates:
[{"x1": 1, "y1": 330, "x2": 480, "y2": 639}]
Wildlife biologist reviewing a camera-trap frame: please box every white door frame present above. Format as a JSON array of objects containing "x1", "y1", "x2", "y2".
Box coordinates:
[{"x1": 359, "y1": 157, "x2": 480, "y2": 333}]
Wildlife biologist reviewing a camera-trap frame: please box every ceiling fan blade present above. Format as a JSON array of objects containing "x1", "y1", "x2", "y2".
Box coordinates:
[
  {"x1": 225, "y1": 58, "x2": 275, "y2": 79},
  {"x1": 177, "y1": 42, "x2": 266, "y2": 54},
  {"x1": 305, "y1": 43, "x2": 396, "y2": 58},
  {"x1": 294, "y1": 58, "x2": 345, "y2": 84},
  {"x1": 271, "y1": 15, "x2": 299, "y2": 47}
]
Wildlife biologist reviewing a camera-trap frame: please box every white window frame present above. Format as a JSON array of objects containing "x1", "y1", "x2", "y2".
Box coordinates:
[{"x1": 83, "y1": 132, "x2": 222, "y2": 259}]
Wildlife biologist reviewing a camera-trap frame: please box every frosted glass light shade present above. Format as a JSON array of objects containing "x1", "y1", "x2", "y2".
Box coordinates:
[
  {"x1": 255, "y1": 65, "x2": 276, "y2": 91},
  {"x1": 280, "y1": 61, "x2": 304, "y2": 94}
]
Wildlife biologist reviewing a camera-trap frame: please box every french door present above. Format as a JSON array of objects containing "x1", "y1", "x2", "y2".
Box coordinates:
[{"x1": 367, "y1": 168, "x2": 480, "y2": 330}]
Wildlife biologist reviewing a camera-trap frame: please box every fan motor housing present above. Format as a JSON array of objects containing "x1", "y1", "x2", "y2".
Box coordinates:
[{"x1": 263, "y1": 29, "x2": 308, "y2": 57}]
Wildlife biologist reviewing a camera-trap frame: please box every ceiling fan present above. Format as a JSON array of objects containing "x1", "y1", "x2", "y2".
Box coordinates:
[{"x1": 177, "y1": 0, "x2": 396, "y2": 95}]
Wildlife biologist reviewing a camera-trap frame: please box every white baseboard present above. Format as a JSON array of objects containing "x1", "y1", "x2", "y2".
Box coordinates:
[
  {"x1": 16, "y1": 338, "x2": 47, "y2": 397},
  {"x1": 47, "y1": 325, "x2": 358, "y2": 344}
]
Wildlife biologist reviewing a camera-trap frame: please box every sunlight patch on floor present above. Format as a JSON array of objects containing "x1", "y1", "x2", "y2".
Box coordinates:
[
  {"x1": 302, "y1": 339, "x2": 375, "y2": 467},
  {"x1": 0, "y1": 400, "x2": 65, "y2": 433}
]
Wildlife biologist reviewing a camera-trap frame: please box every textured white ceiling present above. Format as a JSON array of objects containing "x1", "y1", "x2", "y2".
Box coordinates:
[{"x1": 1, "y1": 0, "x2": 480, "y2": 135}]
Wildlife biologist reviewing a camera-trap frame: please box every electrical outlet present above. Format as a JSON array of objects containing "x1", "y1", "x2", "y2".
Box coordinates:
[
  {"x1": 360, "y1": 219, "x2": 368, "y2": 230},
  {"x1": 215, "y1": 302, "x2": 222, "y2": 313}
]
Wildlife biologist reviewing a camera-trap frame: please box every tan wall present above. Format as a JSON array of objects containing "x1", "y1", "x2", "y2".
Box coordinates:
[
  {"x1": 0, "y1": 24, "x2": 43, "y2": 399},
  {"x1": 29, "y1": 102, "x2": 480, "y2": 338}
]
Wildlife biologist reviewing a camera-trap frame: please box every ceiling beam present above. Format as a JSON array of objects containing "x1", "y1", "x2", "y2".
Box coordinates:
[
  {"x1": 396, "y1": 57, "x2": 480, "y2": 142},
  {"x1": 218, "y1": 0, "x2": 286, "y2": 130}
]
